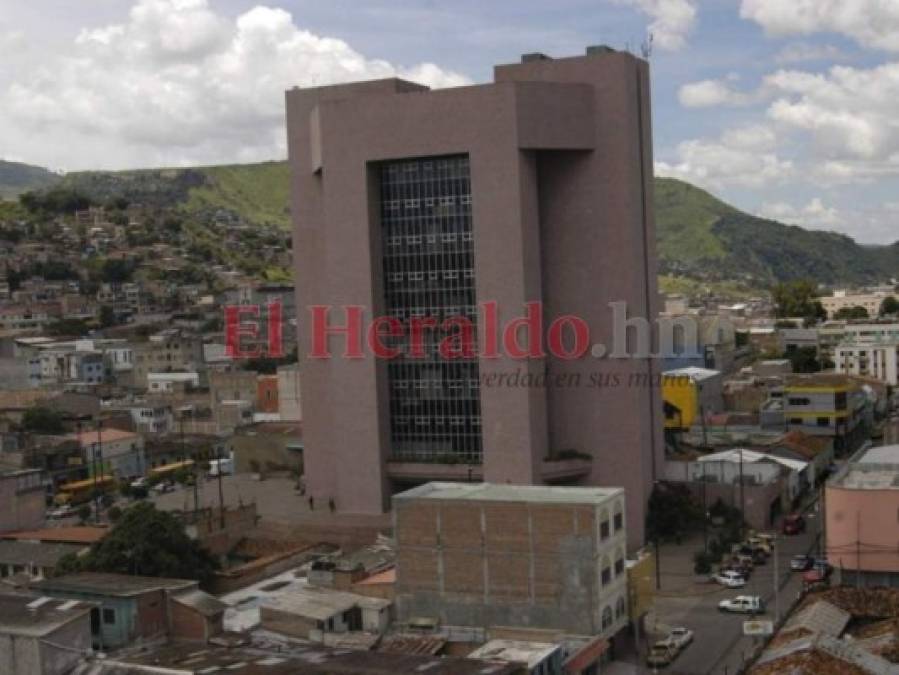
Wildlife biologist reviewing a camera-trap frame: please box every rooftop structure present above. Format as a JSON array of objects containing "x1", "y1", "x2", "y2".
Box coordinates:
[
  {"x1": 395, "y1": 481, "x2": 623, "y2": 505},
  {"x1": 663, "y1": 366, "x2": 721, "y2": 382},
  {"x1": 32, "y1": 572, "x2": 197, "y2": 597},
  {"x1": 68, "y1": 637, "x2": 525, "y2": 675},
  {"x1": 468, "y1": 639, "x2": 560, "y2": 670},
  {"x1": 831, "y1": 444, "x2": 899, "y2": 490},
  {"x1": 0, "y1": 592, "x2": 93, "y2": 638},
  {"x1": 262, "y1": 584, "x2": 390, "y2": 622},
  {"x1": 1, "y1": 526, "x2": 109, "y2": 546},
  {"x1": 697, "y1": 448, "x2": 808, "y2": 474}
]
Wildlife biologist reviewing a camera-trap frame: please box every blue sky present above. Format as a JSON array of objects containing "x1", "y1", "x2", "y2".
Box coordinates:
[{"x1": 1, "y1": 0, "x2": 897, "y2": 244}]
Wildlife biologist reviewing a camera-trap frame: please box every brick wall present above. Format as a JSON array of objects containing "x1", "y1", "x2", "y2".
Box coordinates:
[
  {"x1": 170, "y1": 601, "x2": 207, "y2": 641},
  {"x1": 395, "y1": 496, "x2": 625, "y2": 634},
  {"x1": 135, "y1": 590, "x2": 168, "y2": 640}
]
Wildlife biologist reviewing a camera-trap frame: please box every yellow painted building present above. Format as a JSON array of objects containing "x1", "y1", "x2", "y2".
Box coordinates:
[{"x1": 662, "y1": 367, "x2": 722, "y2": 430}]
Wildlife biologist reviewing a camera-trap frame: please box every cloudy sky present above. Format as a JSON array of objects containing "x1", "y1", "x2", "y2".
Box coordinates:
[{"x1": 1, "y1": 0, "x2": 898, "y2": 244}]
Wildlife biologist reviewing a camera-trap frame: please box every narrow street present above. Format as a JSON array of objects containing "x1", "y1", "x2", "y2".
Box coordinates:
[{"x1": 643, "y1": 503, "x2": 823, "y2": 675}]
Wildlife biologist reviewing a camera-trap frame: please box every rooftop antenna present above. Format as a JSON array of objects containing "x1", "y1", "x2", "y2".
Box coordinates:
[{"x1": 641, "y1": 33, "x2": 654, "y2": 59}]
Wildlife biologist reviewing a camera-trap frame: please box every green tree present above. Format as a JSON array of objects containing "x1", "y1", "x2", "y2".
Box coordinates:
[
  {"x1": 880, "y1": 296, "x2": 899, "y2": 317},
  {"x1": 772, "y1": 279, "x2": 826, "y2": 322},
  {"x1": 646, "y1": 483, "x2": 702, "y2": 543},
  {"x1": 46, "y1": 318, "x2": 91, "y2": 337},
  {"x1": 70, "y1": 502, "x2": 218, "y2": 585},
  {"x1": 21, "y1": 406, "x2": 65, "y2": 434},
  {"x1": 833, "y1": 305, "x2": 869, "y2": 320},
  {"x1": 99, "y1": 304, "x2": 116, "y2": 328},
  {"x1": 785, "y1": 346, "x2": 821, "y2": 373},
  {"x1": 100, "y1": 259, "x2": 134, "y2": 283},
  {"x1": 77, "y1": 505, "x2": 92, "y2": 524}
]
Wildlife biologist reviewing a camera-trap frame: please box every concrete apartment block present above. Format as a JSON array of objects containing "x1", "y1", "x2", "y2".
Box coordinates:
[
  {"x1": 393, "y1": 483, "x2": 628, "y2": 636},
  {"x1": 287, "y1": 48, "x2": 663, "y2": 549}
]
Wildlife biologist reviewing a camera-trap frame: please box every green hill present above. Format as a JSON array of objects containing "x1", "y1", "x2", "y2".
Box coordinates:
[
  {"x1": 0, "y1": 160, "x2": 61, "y2": 199},
  {"x1": 27, "y1": 160, "x2": 897, "y2": 289},
  {"x1": 654, "y1": 177, "x2": 897, "y2": 287}
]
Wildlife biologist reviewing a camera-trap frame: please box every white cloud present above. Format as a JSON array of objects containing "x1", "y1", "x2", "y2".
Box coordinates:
[
  {"x1": 677, "y1": 61, "x2": 899, "y2": 185},
  {"x1": 656, "y1": 124, "x2": 793, "y2": 189},
  {"x1": 757, "y1": 198, "x2": 899, "y2": 244},
  {"x1": 775, "y1": 42, "x2": 850, "y2": 64},
  {"x1": 740, "y1": 0, "x2": 899, "y2": 52},
  {"x1": 763, "y1": 62, "x2": 899, "y2": 165},
  {"x1": 614, "y1": 0, "x2": 697, "y2": 51},
  {"x1": 0, "y1": 0, "x2": 470, "y2": 170},
  {"x1": 757, "y1": 197, "x2": 840, "y2": 227},
  {"x1": 678, "y1": 78, "x2": 761, "y2": 107}
]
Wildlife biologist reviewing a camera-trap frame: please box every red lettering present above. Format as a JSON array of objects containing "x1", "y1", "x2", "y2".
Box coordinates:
[
  {"x1": 266, "y1": 300, "x2": 284, "y2": 358},
  {"x1": 502, "y1": 301, "x2": 545, "y2": 359},
  {"x1": 309, "y1": 305, "x2": 364, "y2": 358},
  {"x1": 439, "y1": 316, "x2": 476, "y2": 359},
  {"x1": 367, "y1": 316, "x2": 404, "y2": 359},
  {"x1": 407, "y1": 316, "x2": 438, "y2": 358},
  {"x1": 225, "y1": 305, "x2": 262, "y2": 359},
  {"x1": 481, "y1": 301, "x2": 499, "y2": 358},
  {"x1": 547, "y1": 315, "x2": 589, "y2": 359}
]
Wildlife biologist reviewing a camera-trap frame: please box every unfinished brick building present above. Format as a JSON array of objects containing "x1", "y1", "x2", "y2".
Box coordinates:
[{"x1": 393, "y1": 482, "x2": 628, "y2": 636}]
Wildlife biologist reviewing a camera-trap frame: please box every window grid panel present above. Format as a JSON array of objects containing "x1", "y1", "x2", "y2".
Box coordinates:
[{"x1": 378, "y1": 155, "x2": 481, "y2": 463}]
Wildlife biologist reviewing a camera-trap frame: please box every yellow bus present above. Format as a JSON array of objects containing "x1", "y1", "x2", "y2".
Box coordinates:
[
  {"x1": 150, "y1": 459, "x2": 195, "y2": 482},
  {"x1": 54, "y1": 475, "x2": 116, "y2": 506}
]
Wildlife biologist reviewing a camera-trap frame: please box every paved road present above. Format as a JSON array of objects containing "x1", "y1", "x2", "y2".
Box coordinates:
[
  {"x1": 648, "y1": 508, "x2": 822, "y2": 675},
  {"x1": 149, "y1": 473, "x2": 305, "y2": 518}
]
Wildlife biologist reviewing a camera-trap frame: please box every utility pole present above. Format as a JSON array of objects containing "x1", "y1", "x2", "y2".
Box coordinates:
[
  {"x1": 702, "y1": 463, "x2": 708, "y2": 553},
  {"x1": 216, "y1": 445, "x2": 225, "y2": 530},
  {"x1": 94, "y1": 420, "x2": 103, "y2": 524},
  {"x1": 654, "y1": 535, "x2": 661, "y2": 590},
  {"x1": 699, "y1": 397, "x2": 708, "y2": 448},
  {"x1": 739, "y1": 448, "x2": 745, "y2": 537},
  {"x1": 182, "y1": 417, "x2": 199, "y2": 515},
  {"x1": 856, "y1": 510, "x2": 861, "y2": 589},
  {"x1": 773, "y1": 536, "x2": 780, "y2": 623}
]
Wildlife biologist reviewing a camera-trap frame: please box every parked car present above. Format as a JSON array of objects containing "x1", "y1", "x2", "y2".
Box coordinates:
[
  {"x1": 714, "y1": 570, "x2": 747, "y2": 588},
  {"x1": 782, "y1": 514, "x2": 806, "y2": 535},
  {"x1": 718, "y1": 596, "x2": 765, "y2": 614},
  {"x1": 812, "y1": 558, "x2": 833, "y2": 577},
  {"x1": 733, "y1": 553, "x2": 756, "y2": 569},
  {"x1": 130, "y1": 477, "x2": 149, "y2": 489},
  {"x1": 791, "y1": 555, "x2": 813, "y2": 571},
  {"x1": 659, "y1": 627, "x2": 694, "y2": 651},
  {"x1": 646, "y1": 643, "x2": 678, "y2": 668},
  {"x1": 152, "y1": 481, "x2": 175, "y2": 494},
  {"x1": 48, "y1": 504, "x2": 74, "y2": 520},
  {"x1": 745, "y1": 536, "x2": 772, "y2": 555},
  {"x1": 723, "y1": 561, "x2": 752, "y2": 579},
  {"x1": 803, "y1": 569, "x2": 831, "y2": 590}
]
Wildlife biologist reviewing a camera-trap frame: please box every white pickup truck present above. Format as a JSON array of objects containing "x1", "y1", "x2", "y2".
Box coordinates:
[{"x1": 718, "y1": 596, "x2": 765, "y2": 614}]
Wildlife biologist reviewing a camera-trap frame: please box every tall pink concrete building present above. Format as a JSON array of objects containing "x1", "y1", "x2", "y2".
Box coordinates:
[{"x1": 286, "y1": 48, "x2": 664, "y2": 548}]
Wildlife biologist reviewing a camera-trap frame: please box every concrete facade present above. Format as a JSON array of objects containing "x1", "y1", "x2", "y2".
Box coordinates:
[
  {"x1": 393, "y1": 483, "x2": 629, "y2": 636},
  {"x1": 277, "y1": 363, "x2": 302, "y2": 421},
  {"x1": 825, "y1": 444, "x2": 899, "y2": 587},
  {"x1": 287, "y1": 48, "x2": 663, "y2": 549},
  {"x1": 835, "y1": 341, "x2": 899, "y2": 386},
  {"x1": 0, "y1": 594, "x2": 93, "y2": 675},
  {"x1": 0, "y1": 470, "x2": 45, "y2": 534}
]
